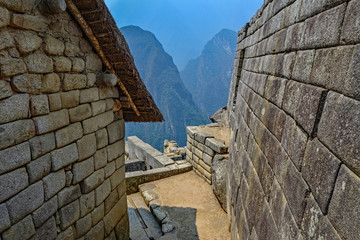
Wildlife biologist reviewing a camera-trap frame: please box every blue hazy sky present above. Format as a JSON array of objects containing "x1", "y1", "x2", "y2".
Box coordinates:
[{"x1": 105, "y1": 0, "x2": 263, "y2": 70}]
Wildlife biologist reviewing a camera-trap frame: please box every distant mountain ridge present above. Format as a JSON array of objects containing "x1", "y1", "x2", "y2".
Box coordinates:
[
  {"x1": 180, "y1": 29, "x2": 237, "y2": 117},
  {"x1": 121, "y1": 25, "x2": 209, "y2": 150}
]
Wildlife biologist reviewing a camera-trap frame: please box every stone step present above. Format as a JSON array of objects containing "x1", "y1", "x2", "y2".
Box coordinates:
[{"x1": 128, "y1": 199, "x2": 149, "y2": 240}]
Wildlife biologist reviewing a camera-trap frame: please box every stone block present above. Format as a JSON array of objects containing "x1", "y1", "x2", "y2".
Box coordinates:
[
  {"x1": 87, "y1": 73, "x2": 96, "y2": 87},
  {"x1": 44, "y1": 36, "x2": 64, "y2": 55},
  {"x1": 103, "y1": 194, "x2": 127, "y2": 235},
  {"x1": 29, "y1": 132, "x2": 55, "y2": 159},
  {"x1": 33, "y1": 109, "x2": 70, "y2": 135},
  {"x1": 2, "y1": 215, "x2": 35, "y2": 240},
  {"x1": 105, "y1": 99, "x2": 114, "y2": 111},
  {"x1": 13, "y1": 30, "x2": 41, "y2": 54},
  {"x1": 282, "y1": 80, "x2": 326, "y2": 135},
  {"x1": 0, "y1": 119, "x2": 35, "y2": 153},
  {"x1": 94, "y1": 148, "x2": 107, "y2": 170},
  {"x1": 268, "y1": 179, "x2": 287, "y2": 229},
  {"x1": 341, "y1": 0, "x2": 360, "y2": 44},
  {"x1": 186, "y1": 126, "x2": 197, "y2": 139},
  {"x1": 0, "y1": 30, "x2": 13, "y2": 51},
  {"x1": 0, "y1": 57, "x2": 26, "y2": 77},
  {"x1": 32, "y1": 196, "x2": 58, "y2": 228},
  {"x1": 292, "y1": 50, "x2": 315, "y2": 83},
  {"x1": 69, "y1": 104, "x2": 92, "y2": 123},
  {"x1": 104, "y1": 189, "x2": 118, "y2": 214},
  {"x1": 205, "y1": 138, "x2": 228, "y2": 154},
  {"x1": 310, "y1": 46, "x2": 357, "y2": 99},
  {"x1": 81, "y1": 169, "x2": 105, "y2": 194},
  {"x1": 73, "y1": 157, "x2": 95, "y2": 184},
  {"x1": 0, "y1": 203, "x2": 10, "y2": 233},
  {"x1": 91, "y1": 203, "x2": 104, "y2": 226},
  {"x1": 91, "y1": 100, "x2": 106, "y2": 116},
  {"x1": 42, "y1": 73, "x2": 61, "y2": 93},
  {"x1": 59, "y1": 200, "x2": 80, "y2": 230},
  {"x1": 80, "y1": 88, "x2": 99, "y2": 104},
  {"x1": 104, "y1": 161, "x2": 116, "y2": 179},
  {"x1": 48, "y1": 93, "x2": 61, "y2": 112},
  {"x1": 99, "y1": 87, "x2": 119, "y2": 99},
  {"x1": 43, "y1": 169, "x2": 65, "y2": 200},
  {"x1": 79, "y1": 191, "x2": 95, "y2": 218},
  {"x1": 82, "y1": 111, "x2": 114, "y2": 134},
  {"x1": 77, "y1": 133, "x2": 96, "y2": 161},
  {"x1": 53, "y1": 56, "x2": 72, "y2": 72},
  {"x1": 0, "y1": 80, "x2": 13, "y2": 100},
  {"x1": 0, "y1": 168, "x2": 29, "y2": 202},
  {"x1": 63, "y1": 74, "x2": 87, "y2": 91},
  {"x1": 26, "y1": 153, "x2": 51, "y2": 184},
  {"x1": 2, "y1": 0, "x2": 36, "y2": 13},
  {"x1": 0, "y1": 94, "x2": 29, "y2": 124},
  {"x1": 302, "y1": 139, "x2": 341, "y2": 214},
  {"x1": 56, "y1": 226, "x2": 74, "y2": 240},
  {"x1": 107, "y1": 140, "x2": 124, "y2": 162},
  {"x1": 65, "y1": 170, "x2": 73, "y2": 187},
  {"x1": 75, "y1": 214, "x2": 92, "y2": 237},
  {"x1": 194, "y1": 132, "x2": 214, "y2": 144},
  {"x1": 0, "y1": 141, "x2": 30, "y2": 174},
  {"x1": 348, "y1": 45, "x2": 360, "y2": 100},
  {"x1": 58, "y1": 185, "x2": 81, "y2": 208},
  {"x1": 50, "y1": 143, "x2": 79, "y2": 171},
  {"x1": 318, "y1": 92, "x2": 360, "y2": 175},
  {"x1": 0, "y1": 6, "x2": 10, "y2": 28},
  {"x1": 116, "y1": 178, "x2": 126, "y2": 198},
  {"x1": 107, "y1": 120, "x2": 125, "y2": 144},
  {"x1": 71, "y1": 58, "x2": 85, "y2": 73},
  {"x1": 96, "y1": 128, "x2": 108, "y2": 149},
  {"x1": 12, "y1": 73, "x2": 41, "y2": 94},
  {"x1": 301, "y1": 194, "x2": 341, "y2": 240},
  {"x1": 6, "y1": 181, "x2": 44, "y2": 224},
  {"x1": 255, "y1": 201, "x2": 280, "y2": 240},
  {"x1": 85, "y1": 220, "x2": 104, "y2": 240},
  {"x1": 32, "y1": 216, "x2": 57, "y2": 240},
  {"x1": 299, "y1": 0, "x2": 346, "y2": 20},
  {"x1": 60, "y1": 90, "x2": 80, "y2": 109},
  {"x1": 300, "y1": 4, "x2": 346, "y2": 49},
  {"x1": 264, "y1": 76, "x2": 286, "y2": 107},
  {"x1": 203, "y1": 153, "x2": 213, "y2": 166},
  {"x1": 85, "y1": 54, "x2": 102, "y2": 72},
  {"x1": 24, "y1": 53, "x2": 53, "y2": 73},
  {"x1": 30, "y1": 95, "x2": 49, "y2": 116},
  {"x1": 95, "y1": 179, "x2": 111, "y2": 206},
  {"x1": 55, "y1": 122, "x2": 83, "y2": 148}
]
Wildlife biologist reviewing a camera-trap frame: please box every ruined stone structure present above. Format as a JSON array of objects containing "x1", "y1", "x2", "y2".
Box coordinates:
[
  {"x1": 226, "y1": 0, "x2": 360, "y2": 239},
  {"x1": 0, "y1": 0, "x2": 162, "y2": 239}
]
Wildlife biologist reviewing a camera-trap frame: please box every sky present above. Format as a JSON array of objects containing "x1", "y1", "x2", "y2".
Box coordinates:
[{"x1": 105, "y1": 0, "x2": 263, "y2": 70}]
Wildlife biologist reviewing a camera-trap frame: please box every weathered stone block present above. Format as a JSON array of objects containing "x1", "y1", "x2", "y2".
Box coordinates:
[
  {"x1": 73, "y1": 157, "x2": 95, "y2": 184},
  {"x1": 103, "y1": 194, "x2": 127, "y2": 235},
  {"x1": 53, "y1": 56, "x2": 72, "y2": 72},
  {"x1": 105, "y1": 99, "x2": 114, "y2": 111},
  {"x1": 104, "y1": 161, "x2": 116, "y2": 179},
  {"x1": 348, "y1": 45, "x2": 360, "y2": 100},
  {"x1": 59, "y1": 200, "x2": 80, "y2": 230},
  {"x1": 63, "y1": 74, "x2": 87, "y2": 91},
  {"x1": 268, "y1": 178, "x2": 287, "y2": 229},
  {"x1": 96, "y1": 128, "x2": 108, "y2": 149},
  {"x1": 0, "y1": 6, "x2": 10, "y2": 28},
  {"x1": 0, "y1": 142, "x2": 30, "y2": 174},
  {"x1": 77, "y1": 133, "x2": 96, "y2": 161},
  {"x1": 75, "y1": 213, "x2": 92, "y2": 237},
  {"x1": 91, "y1": 203, "x2": 104, "y2": 226},
  {"x1": 0, "y1": 57, "x2": 26, "y2": 77},
  {"x1": 58, "y1": 185, "x2": 81, "y2": 208},
  {"x1": 0, "y1": 203, "x2": 10, "y2": 233},
  {"x1": 282, "y1": 80, "x2": 326, "y2": 135},
  {"x1": 107, "y1": 140, "x2": 124, "y2": 162},
  {"x1": 299, "y1": 0, "x2": 346, "y2": 20},
  {"x1": 95, "y1": 179, "x2": 111, "y2": 206},
  {"x1": 205, "y1": 138, "x2": 228, "y2": 154},
  {"x1": 12, "y1": 73, "x2": 41, "y2": 94},
  {"x1": 13, "y1": 30, "x2": 42, "y2": 54},
  {"x1": 1, "y1": 0, "x2": 36, "y2": 13},
  {"x1": 318, "y1": 92, "x2": 360, "y2": 175},
  {"x1": 69, "y1": 104, "x2": 92, "y2": 123},
  {"x1": 80, "y1": 88, "x2": 99, "y2": 104},
  {"x1": 56, "y1": 226, "x2": 74, "y2": 240},
  {"x1": 2, "y1": 215, "x2": 35, "y2": 240},
  {"x1": 48, "y1": 93, "x2": 61, "y2": 112},
  {"x1": 51, "y1": 143, "x2": 79, "y2": 171},
  {"x1": 107, "y1": 120, "x2": 125, "y2": 144},
  {"x1": 341, "y1": 0, "x2": 360, "y2": 44},
  {"x1": 79, "y1": 191, "x2": 95, "y2": 218},
  {"x1": 32, "y1": 216, "x2": 57, "y2": 240},
  {"x1": 26, "y1": 153, "x2": 51, "y2": 184},
  {"x1": 194, "y1": 132, "x2": 214, "y2": 144},
  {"x1": 82, "y1": 110, "x2": 114, "y2": 134},
  {"x1": 44, "y1": 36, "x2": 64, "y2": 55},
  {"x1": 0, "y1": 30, "x2": 14, "y2": 52},
  {"x1": 65, "y1": 170, "x2": 73, "y2": 187},
  {"x1": 328, "y1": 166, "x2": 360, "y2": 240},
  {"x1": 0, "y1": 94, "x2": 29, "y2": 124},
  {"x1": 43, "y1": 169, "x2": 65, "y2": 200},
  {"x1": 85, "y1": 220, "x2": 104, "y2": 240},
  {"x1": 0, "y1": 168, "x2": 28, "y2": 203},
  {"x1": 24, "y1": 53, "x2": 53, "y2": 73},
  {"x1": 64, "y1": 42, "x2": 80, "y2": 57},
  {"x1": 55, "y1": 122, "x2": 83, "y2": 148},
  {"x1": 255, "y1": 201, "x2": 280, "y2": 240},
  {"x1": 30, "y1": 95, "x2": 49, "y2": 116},
  {"x1": 29, "y1": 132, "x2": 55, "y2": 159},
  {"x1": 32, "y1": 196, "x2": 58, "y2": 228},
  {"x1": 300, "y1": 4, "x2": 346, "y2": 49},
  {"x1": 91, "y1": 100, "x2": 106, "y2": 116},
  {"x1": 72, "y1": 58, "x2": 85, "y2": 72},
  {"x1": 33, "y1": 109, "x2": 70, "y2": 135},
  {"x1": 60, "y1": 90, "x2": 80, "y2": 109},
  {"x1": 86, "y1": 54, "x2": 102, "y2": 72},
  {"x1": 94, "y1": 149, "x2": 107, "y2": 170},
  {"x1": 292, "y1": 50, "x2": 315, "y2": 83},
  {"x1": 87, "y1": 73, "x2": 97, "y2": 87},
  {"x1": 6, "y1": 181, "x2": 44, "y2": 224},
  {"x1": 99, "y1": 87, "x2": 119, "y2": 99},
  {"x1": 42, "y1": 73, "x2": 61, "y2": 93},
  {"x1": 0, "y1": 120, "x2": 35, "y2": 152},
  {"x1": 81, "y1": 169, "x2": 105, "y2": 194},
  {"x1": 0, "y1": 80, "x2": 13, "y2": 100},
  {"x1": 264, "y1": 76, "x2": 286, "y2": 107}
]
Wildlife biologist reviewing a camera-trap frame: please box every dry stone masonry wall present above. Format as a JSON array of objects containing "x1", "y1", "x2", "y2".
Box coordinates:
[
  {"x1": 227, "y1": 0, "x2": 360, "y2": 239},
  {"x1": 0, "y1": 2, "x2": 128, "y2": 239}
]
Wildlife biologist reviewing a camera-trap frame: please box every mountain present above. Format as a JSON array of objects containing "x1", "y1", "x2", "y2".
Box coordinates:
[
  {"x1": 121, "y1": 25, "x2": 210, "y2": 150},
  {"x1": 180, "y1": 29, "x2": 237, "y2": 117}
]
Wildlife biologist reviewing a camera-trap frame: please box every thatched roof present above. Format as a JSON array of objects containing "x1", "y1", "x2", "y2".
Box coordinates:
[{"x1": 65, "y1": 0, "x2": 163, "y2": 122}]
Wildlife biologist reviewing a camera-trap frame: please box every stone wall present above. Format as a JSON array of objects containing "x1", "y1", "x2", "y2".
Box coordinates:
[
  {"x1": 227, "y1": 0, "x2": 360, "y2": 239},
  {"x1": 0, "y1": 2, "x2": 128, "y2": 239}
]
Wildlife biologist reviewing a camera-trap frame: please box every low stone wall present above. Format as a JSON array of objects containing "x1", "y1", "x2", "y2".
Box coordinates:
[{"x1": 186, "y1": 126, "x2": 228, "y2": 184}]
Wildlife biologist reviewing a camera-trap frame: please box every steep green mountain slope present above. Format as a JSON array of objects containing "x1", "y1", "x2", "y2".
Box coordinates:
[
  {"x1": 180, "y1": 29, "x2": 237, "y2": 117},
  {"x1": 121, "y1": 26, "x2": 209, "y2": 150}
]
